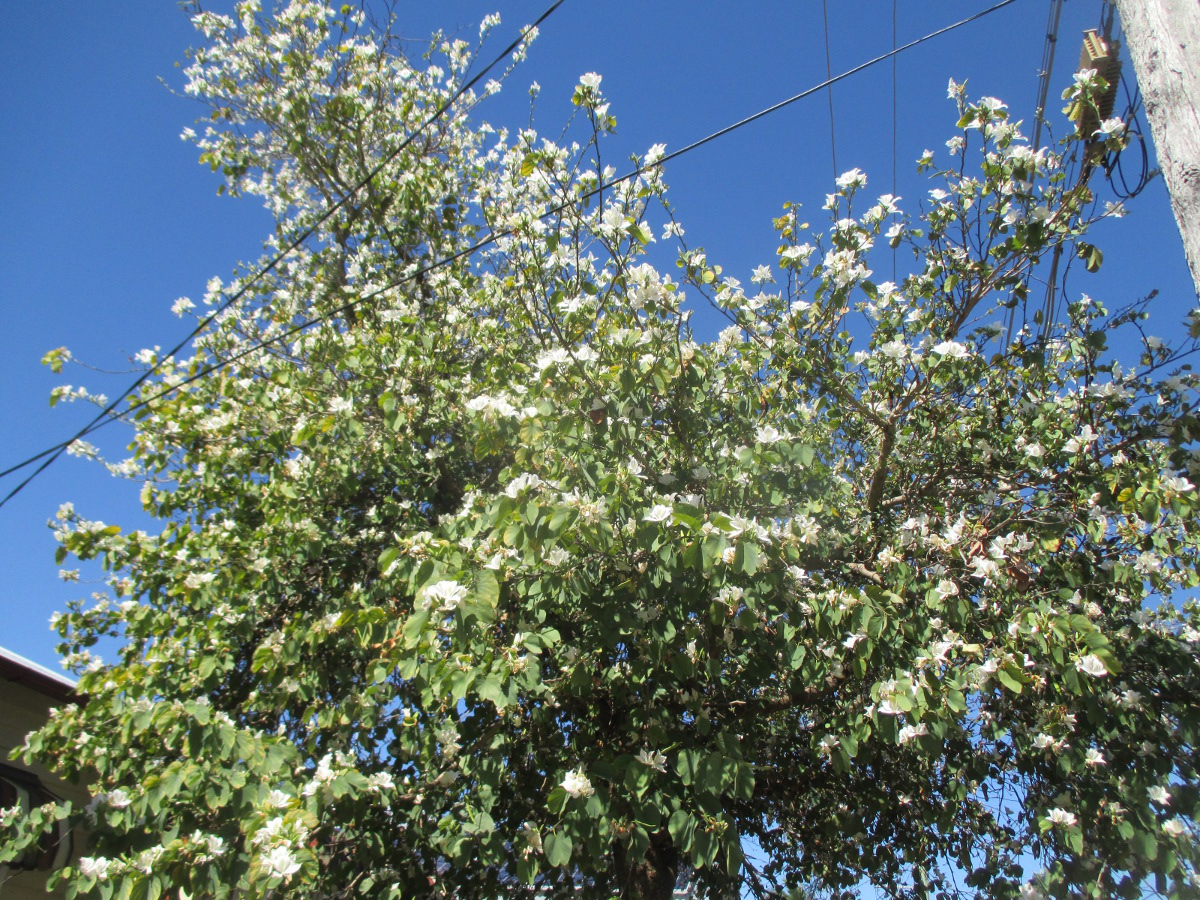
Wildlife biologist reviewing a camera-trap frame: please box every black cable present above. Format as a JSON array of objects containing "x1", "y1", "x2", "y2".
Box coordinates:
[
  {"x1": 1031, "y1": 0, "x2": 1064, "y2": 154},
  {"x1": 891, "y1": 0, "x2": 898, "y2": 282},
  {"x1": 0, "y1": 0, "x2": 1020, "y2": 511},
  {"x1": 1101, "y1": 73, "x2": 1152, "y2": 201},
  {"x1": 0, "y1": 0, "x2": 566, "y2": 487},
  {"x1": 821, "y1": 0, "x2": 838, "y2": 181}
]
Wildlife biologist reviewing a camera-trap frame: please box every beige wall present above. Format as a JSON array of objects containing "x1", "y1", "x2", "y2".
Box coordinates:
[{"x1": 1, "y1": 679, "x2": 87, "y2": 899}]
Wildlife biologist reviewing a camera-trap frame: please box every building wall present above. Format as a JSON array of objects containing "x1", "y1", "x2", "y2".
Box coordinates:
[{"x1": 1, "y1": 677, "x2": 87, "y2": 899}]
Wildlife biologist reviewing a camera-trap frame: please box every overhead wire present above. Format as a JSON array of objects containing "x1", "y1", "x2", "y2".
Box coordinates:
[
  {"x1": 0, "y1": 0, "x2": 1022, "y2": 511},
  {"x1": 1031, "y1": 0, "x2": 1065, "y2": 155},
  {"x1": 1008, "y1": 0, "x2": 1064, "y2": 345},
  {"x1": 821, "y1": 0, "x2": 839, "y2": 181},
  {"x1": 0, "y1": 0, "x2": 566, "y2": 488},
  {"x1": 1101, "y1": 73, "x2": 1151, "y2": 200},
  {"x1": 1040, "y1": 0, "x2": 1126, "y2": 341},
  {"x1": 891, "y1": 0, "x2": 898, "y2": 282}
]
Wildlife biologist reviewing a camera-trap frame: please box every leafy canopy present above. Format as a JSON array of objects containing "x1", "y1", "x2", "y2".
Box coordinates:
[{"x1": 6, "y1": 3, "x2": 1200, "y2": 899}]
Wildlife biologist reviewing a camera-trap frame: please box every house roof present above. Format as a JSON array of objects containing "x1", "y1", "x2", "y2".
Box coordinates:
[{"x1": 0, "y1": 646, "x2": 77, "y2": 703}]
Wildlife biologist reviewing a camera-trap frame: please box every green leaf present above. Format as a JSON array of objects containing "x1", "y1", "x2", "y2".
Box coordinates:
[
  {"x1": 378, "y1": 547, "x2": 399, "y2": 575},
  {"x1": 475, "y1": 569, "x2": 500, "y2": 608},
  {"x1": 736, "y1": 541, "x2": 760, "y2": 575},
  {"x1": 546, "y1": 786, "x2": 569, "y2": 816},
  {"x1": 1075, "y1": 241, "x2": 1103, "y2": 273},
  {"x1": 677, "y1": 750, "x2": 701, "y2": 786},
  {"x1": 995, "y1": 666, "x2": 1023, "y2": 695},
  {"x1": 544, "y1": 831, "x2": 573, "y2": 868},
  {"x1": 477, "y1": 674, "x2": 508, "y2": 710},
  {"x1": 629, "y1": 222, "x2": 654, "y2": 245},
  {"x1": 668, "y1": 809, "x2": 695, "y2": 849}
]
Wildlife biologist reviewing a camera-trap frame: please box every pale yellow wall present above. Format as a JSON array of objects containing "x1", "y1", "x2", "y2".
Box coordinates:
[{"x1": 1, "y1": 680, "x2": 88, "y2": 900}]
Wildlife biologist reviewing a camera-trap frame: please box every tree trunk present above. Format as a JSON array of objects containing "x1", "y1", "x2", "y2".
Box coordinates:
[{"x1": 616, "y1": 830, "x2": 680, "y2": 900}]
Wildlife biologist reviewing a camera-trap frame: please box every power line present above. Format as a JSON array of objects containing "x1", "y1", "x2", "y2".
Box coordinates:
[
  {"x1": 0, "y1": 0, "x2": 1020, "y2": 511},
  {"x1": 821, "y1": 0, "x2": 839, "y2": 181},
  {"x1": 1007, "y1": 0, "x2": 1063, "y2": 346},
  {"x1": 1031, "y1": 0, "x2": 1065, "y2": 154},
  {"x1": 892, "y1": 0, "x2": 899, "y2": 282},
  {"x1": 0, "y1": 0, "x2": 566, "y2": 487}
]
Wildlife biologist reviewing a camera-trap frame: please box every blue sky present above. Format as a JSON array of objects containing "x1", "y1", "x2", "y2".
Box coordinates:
[{"x1": 1, "y1": 0, "x2": 1193, "y2": 673}]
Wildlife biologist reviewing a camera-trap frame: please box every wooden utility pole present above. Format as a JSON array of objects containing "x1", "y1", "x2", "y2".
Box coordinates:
[{"x1": 1112, "y1": 0, "x2": 1200, "y2": 297}]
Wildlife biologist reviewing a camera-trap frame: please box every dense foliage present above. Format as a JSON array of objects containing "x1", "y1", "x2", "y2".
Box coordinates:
[{"x1": 5, "y1": 3, "x2": 1200, "y2": 898}]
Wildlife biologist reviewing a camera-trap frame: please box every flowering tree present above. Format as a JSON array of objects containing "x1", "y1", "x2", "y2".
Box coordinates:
[{"x1": 6, "y1": 3, "x2": 1200, "y2": 899}]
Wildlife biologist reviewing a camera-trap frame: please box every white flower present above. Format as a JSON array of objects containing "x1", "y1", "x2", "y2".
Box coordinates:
[
  {"x1": 135, "y1": 846, "x2": 164, "y2": 874},
  {"x1": 931, "y1": 340, "x2": 969, "y2": 359},
  {"x1": 1148, "y1": 785, "x2": 1171, "y2": 806},
  {"x1": 265, "y1": 789, "x2": 291, "y2": 808},
  {"x1": 261, "y1": 846, "x2": 301, "y2": 880},
  {"x1": 560, "y1": 768, "x2": 594, "y2": 798},
  {"x1": 755, "y1": 425, "x2": 782, "y2": 444},
  {"x1": 418, "y1": 580, "x2": 468, "y2": 612},
  {"x1": 479, "y1": 12, "x2": 501, "y2": 36},
  {"x1": 1084, "y1": 748, "x2": 1106, "y2": 767},
  {"x1": 877, "y1": 698, "x2": 904, "y2": 716},
  {"x1": 750, "y1": 264, "x2": 774, "y2": 284},
  {"x1": 1163, "y1": 817, "x2": 1187, "y2": 838},
  {"x1": 504, "y1": 472, "x2": 543, "y2": 498},
  {"x1": 835, "y1": 168, "x2": 867, "y2": 190},
  {"x1": 184, "y1": 572, "x2": 216, "y2": 590},
  {"x1": 172, "y1": 296, "x2": 194, "y2": 316},
  {"x1": 1075, "y1": 654, "x2": 1109, "y2": 678},
  {"x1": 876, "y1": 547, "x2": 901, "y2": 568},
  {"x1": 366, "y1": 772, "x2": 395, "y2": 792},
  {"x1": 780, "y1": 243, "x2": 814, "y2": 265},
  {"x1": 1094, "y1": 117, "x2": 1127, "y2": 141},
  {"x1": 897, "y1": 723, "x2": 927, "y2": 745},
  {"x1": 79, "y1": 857, "x2": 111, "y2": 880},
  {"x1": 1063, "y1": 425, "x2": 1097, "y2": 454},
  {"x1": 635, "y1": 749, "x2": 668, "y2": 773},
  {"x1": 578, "y1": 72, "x2": 602, "y2": 91},
  {"x1": 968, "y1": 556, "x2": 1000, "y2": 583},
  {"x1": 643, "y1": 504, "x2": 674, "y2": 523},
  {"x1": 879, "y1": 340, "x2": 907, "y2": 360},
  {"x1": 535, "y1": 348, "x2": 570, "y2": 371},
  {"x1": 105, "y1": 789, "x2": 132, "y2": 809},
  {"x1": 932, "y1": 579, "x2": 959, "y2": 600},
  {"x1": 822, "y1": 248, "x2": 871, "y2": 288},
  {"x1": 1046, "y1": 808, "x2": 1077, "y2": 828}
]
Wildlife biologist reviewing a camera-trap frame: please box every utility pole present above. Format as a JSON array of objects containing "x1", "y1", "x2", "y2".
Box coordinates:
[{"x1": 1112, "y1": 0, "x2": 1200, "y2": 298}]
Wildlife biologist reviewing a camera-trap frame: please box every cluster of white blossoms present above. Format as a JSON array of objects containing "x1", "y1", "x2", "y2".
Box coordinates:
[
  {"x1": 250, "y1": 813, "x2": 311, "y2": 882},
  {"x1": 504, "y1": 472, "x2": 544, "y2": 499},
  {"x1": 416, "y1": 580, "x2": 468, "y2": 613},
  {"x1": 1046, "y1": 808, "x2": 1078, "y2": 829},
  {"x1": 560, "y1": 768, "x2": 594, "y2": 799},
  {"x1": 465, "y1": 394, "x2": 539, "y2": 420}
]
